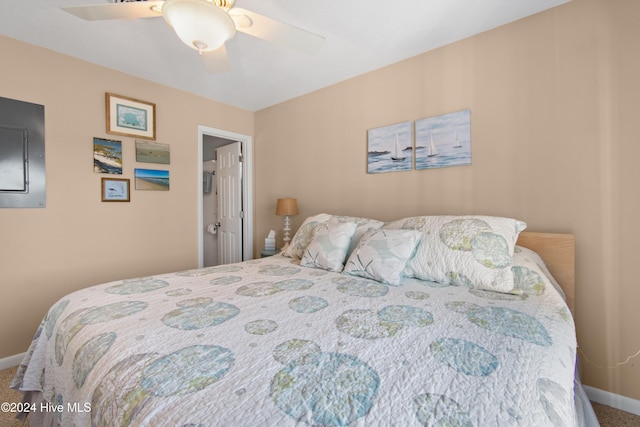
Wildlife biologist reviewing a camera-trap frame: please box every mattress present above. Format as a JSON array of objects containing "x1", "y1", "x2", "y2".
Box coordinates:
[{"x1": 13, "y1": 248, "x2": 578, "y2": 426}]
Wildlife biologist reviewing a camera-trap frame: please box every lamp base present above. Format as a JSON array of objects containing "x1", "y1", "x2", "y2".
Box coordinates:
[{"x1": 283, "y1": 215, "x2": 292, "y2": 246}]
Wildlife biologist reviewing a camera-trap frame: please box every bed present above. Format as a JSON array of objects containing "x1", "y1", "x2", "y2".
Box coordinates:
[{"x1": 12, "y1": 214, "x2": 597, "y2": 426}]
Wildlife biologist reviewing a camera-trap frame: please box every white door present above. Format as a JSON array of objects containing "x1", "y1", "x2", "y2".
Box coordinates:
[{"x1": 216, "y1": 142, "x2": 243, "y2": 264}]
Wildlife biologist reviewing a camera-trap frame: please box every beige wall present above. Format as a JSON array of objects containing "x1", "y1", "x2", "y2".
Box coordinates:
[
  {"x1": 2, "y1": 0, "x2": 639, "y2": 403},
  {"x1": 0, "y1": 36, "x2": 253, "y2": 357},
  {"x1": 255, "y1": 0, "x2": 640, "y2": 400}
]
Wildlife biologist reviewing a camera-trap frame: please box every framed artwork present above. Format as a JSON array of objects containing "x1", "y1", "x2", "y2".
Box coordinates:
[
  {"x1": 101, "y1": 177, "x2": 130, "y2": 202},
  {"x1": 367, "y1": 120, "x2": 413, "y2": 174},
  {"x1": 415, "y1": 109, "x2": 471, "y2": 170},
  {"x1": 106, "y1": 93, "x2": 156, "y2": 140},
  {"x1": 135, "y1": 168, "x2": 169, "y2": 191},
  {"x1": 135, "y1": 139, "x2": 170, "y2": 164},
  {"x1": 93, "y1": 137, "x2": 122, "y2": 174}
]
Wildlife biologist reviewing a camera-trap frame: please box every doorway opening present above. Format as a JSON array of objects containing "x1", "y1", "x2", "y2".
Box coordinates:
[{"x1": 197, "y1": 126, "x2": 253, "y2": 268}]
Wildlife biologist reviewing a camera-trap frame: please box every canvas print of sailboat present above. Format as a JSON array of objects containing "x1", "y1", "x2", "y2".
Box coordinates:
[
  {"x1": 367, "y1": 121, "x2": 413, "y2": 174},
  {"x1": 415, "y1": 109, "x2": 471, "y2": 170}
]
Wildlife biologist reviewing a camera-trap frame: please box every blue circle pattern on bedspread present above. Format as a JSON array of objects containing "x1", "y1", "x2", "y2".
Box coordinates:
[
  {"x1": 288, "y1": 296, "x2": 329, "y2": 313},
  {"x1": 336, "y1": 305, "x2": 434, "y2": 339},
  {"x1": 414, "y1": 393, "x2": 473, "y2": 427},
  {"x1": 55, "y1": 301, "x2": 148, "y2": 366},
  {"x1": 40, "y1": 246, "x2": 569, "y2": 426},
  {"x1": 89, "y1": 347, "x2": 235, "y2": 426},
  {"x1": 72, "y1": 332, "x2": 117, "y2": 389},
  {"x1": 430, "y1": 338, "x2": 499, "y2": 377},
  {"x1": 141, "y1": 345, "x2": 235, "y2": 396},
  {"x1": 236, "y1": 278, "x2": 315, "y2": 297},
  {"x1": 245, "y1": 319, "x2": 278, "y2": 335},
  {"x1": 445, "y1": 301, "x2": 552, "y2": 346},
  {"x1": 270, "y1": 342, "x2": 380, "y2": 427},
  {"x1": 333, "y1": 276, "x2": 389, "y2": 297},
  {"x1": 105, "y1": 278, "x2": 170, "y2": 294},
  {"x1": 161, "y1": 298, "x2": 240, "y2": 330},
  {"x1": 209, "y1": 275, "x2": 243, "y2": 286},
  {"x1": 176, "y1": 264, "x2": 243, "y2": 276},
  {"x1": 45, "y1": 299, "x2": 70, "y2": 339}
]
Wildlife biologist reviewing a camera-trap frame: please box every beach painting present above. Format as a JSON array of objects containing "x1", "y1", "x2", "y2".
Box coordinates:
[
  {"x1": 135, "y1": 168, "x2": 169, "y2": 191},
  {"x1": 367, "y1": 121, "x2": 413, "y2": 174},
  {"x1": 106, "y1": 93, "x2": 156, "y2": 140},
  {"x1": 136, "y1": 140, "x2": 170, "y2": 164},
  {"x1": 415, "y1": 109, "x2": 471, "y2": 170},
  {"x1": 93, "y1": 137, "x2": 122, "y2": 174}
]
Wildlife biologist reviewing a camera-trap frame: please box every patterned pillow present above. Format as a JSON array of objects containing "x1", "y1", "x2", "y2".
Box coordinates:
[
  {"x1": 300, "y1": 222, "x2": 358, "y2": 272},
  {"x1": 282, "y1": 214, "x2": 384, "y2": 259},
  {"x1": 329, "y1": 215, "x2": 385, "y2": 257},
  {"x1": 383, "y1": 215, "x2": 527, "y2": 293},
  {"x1": 512, "y1": 246, "x2": 565, "y2": 300},
  {"x1": 344, "y1": 229, "x2": 422, "y2": 286},
  {"x1": 281, "y1": 214, "x2": 332, "y2": 259}
]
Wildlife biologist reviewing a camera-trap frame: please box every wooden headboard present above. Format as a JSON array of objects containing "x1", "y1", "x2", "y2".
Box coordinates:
[{"x1": 516, "y1": 232, "x2": 576, "y2": 314}]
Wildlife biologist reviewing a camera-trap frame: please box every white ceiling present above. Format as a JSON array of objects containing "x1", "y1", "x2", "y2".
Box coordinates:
[{"x1": 0, "y1": 0, "x2": 568, "y2": 112}]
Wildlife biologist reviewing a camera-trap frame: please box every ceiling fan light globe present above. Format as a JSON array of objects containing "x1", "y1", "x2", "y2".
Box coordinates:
[{"x1": 163, "y1": 0, "x2": 236, "y2": 52}]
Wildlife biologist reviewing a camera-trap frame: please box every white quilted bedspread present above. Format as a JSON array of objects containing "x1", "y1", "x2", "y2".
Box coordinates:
[{"x1": 14, "y1": 248, "x2": 577, "y2": 426}]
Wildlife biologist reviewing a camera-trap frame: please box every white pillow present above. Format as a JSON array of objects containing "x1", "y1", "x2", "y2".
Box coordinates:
[
  {"x1": 281, "y1": 214, "x2": 332, "y2": 259},
  {"x1": 344, "y1": 229, "x2": 422, "y2": 285},
  {"x1": 384, "y1": 215, "x2": 526, "y2": 293},
  {"x1": 282, "y1": 214, "x2": 383, "y2": 259},
  {"x1": 300, "y1": 222, "x2": 358, "y2": 272},
  {"x1": 330, "y1": 215, "x2": 385, "y2": 256}
]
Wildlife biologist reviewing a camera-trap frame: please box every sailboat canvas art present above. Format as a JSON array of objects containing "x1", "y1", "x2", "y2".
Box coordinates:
[
  {"x1": 416, "y1": 109, "x2": 471, "y2": 170},
  {"x1": 367, "y1": 121, "x2": 413, "y2": 174}
]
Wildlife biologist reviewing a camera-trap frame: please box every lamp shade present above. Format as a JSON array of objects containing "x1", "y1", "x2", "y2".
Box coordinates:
[
  {"x1": 163, "y1": 0, "x2": 236, "y2": 53},
  {"x1": 276, "y1": 198, "x2": 299, "y2": 216}
]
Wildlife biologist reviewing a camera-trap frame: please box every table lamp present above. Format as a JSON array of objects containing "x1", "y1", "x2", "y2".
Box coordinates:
[{"x1": 276, "y1": 198, "x2": 299, "y2": 246}]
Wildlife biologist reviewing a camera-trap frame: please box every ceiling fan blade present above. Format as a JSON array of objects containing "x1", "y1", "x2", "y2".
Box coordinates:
[
  {"x1": 230, "y1": 8, "x2": 325, "y2": 55},
  {"x1": 202, "y1": 44, "x2": 231, "y2": 73},
  {"x1": 62, "y1": 1, "x2": 165, "y2": 21}
]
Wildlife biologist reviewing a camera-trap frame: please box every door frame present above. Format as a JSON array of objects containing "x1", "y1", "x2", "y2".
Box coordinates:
[{"x1": 197, "y1": 125, "x2": 254, "y2": 267}]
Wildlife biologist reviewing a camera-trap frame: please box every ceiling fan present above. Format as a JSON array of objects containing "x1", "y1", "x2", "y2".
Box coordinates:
[{"x1": 61, "y1": 0, "x2": 325, "y2": 72}]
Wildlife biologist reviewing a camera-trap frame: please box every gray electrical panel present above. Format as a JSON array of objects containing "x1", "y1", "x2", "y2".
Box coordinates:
[{"x1": 0, "y1": 96, "x2": 45, "y2": 208}]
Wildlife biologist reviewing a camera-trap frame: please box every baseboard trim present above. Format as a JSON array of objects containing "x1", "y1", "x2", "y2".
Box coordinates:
[
  {"x1": 585, "y1": 385, "x2": 640, "y2": 416},
  {"x1": 0, "y1": 353, "x2": 26, "y2": 371}
]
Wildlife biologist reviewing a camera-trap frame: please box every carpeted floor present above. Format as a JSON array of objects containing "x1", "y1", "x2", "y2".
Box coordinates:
[
  {"x1": 1, "y1": 367, "x2": 26, "y2": 427},
  {"x1": 1, "y1": 365, "x2": 639, "y2": 426},
  {"x1": 591, "y1": 401, "x2": 640, "y2": 426}
]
